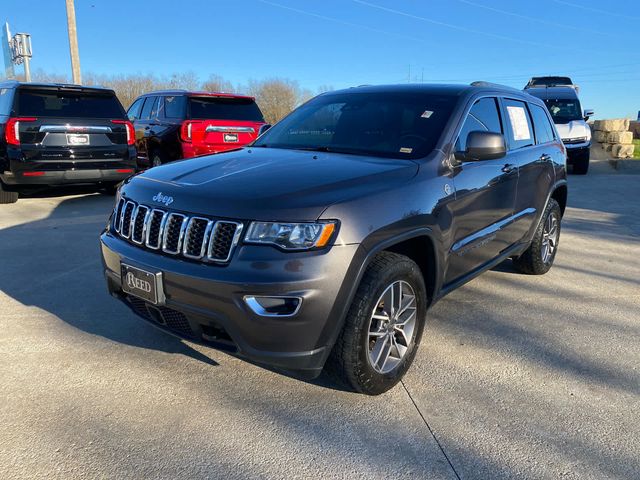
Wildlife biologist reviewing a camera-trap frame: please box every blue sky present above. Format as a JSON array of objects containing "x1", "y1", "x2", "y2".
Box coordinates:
[{"x1": 3, "y1": 0, "x2": 640, "y2": 118}]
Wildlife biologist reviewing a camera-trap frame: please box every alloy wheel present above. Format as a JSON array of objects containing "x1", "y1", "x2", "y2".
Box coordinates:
[
  {"x1": 367, "y1": 280, "x2": 417, "y2": 374},
  {"x1": 541, "y1": 212, "x2": 559, "y2": 264}
]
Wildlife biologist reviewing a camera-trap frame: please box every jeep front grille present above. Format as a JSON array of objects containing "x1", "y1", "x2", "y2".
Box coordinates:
[{"x1": 112, "y1": 198, "x2": 243, "y2": 264}]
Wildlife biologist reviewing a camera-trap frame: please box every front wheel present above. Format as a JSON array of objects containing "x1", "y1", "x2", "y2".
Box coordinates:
[
  {"x1": 0, "y1": 181, "x2": 19, "y2": 204},
  {"x1": 327, "y1": 252, "x2": 427, "y2": 395},
  {"x1": 513, "y1": 198, "x2": 562, "y2": 275},
  {"x1": 572, "y1": 150, "x2": 590, "y2": 175}
]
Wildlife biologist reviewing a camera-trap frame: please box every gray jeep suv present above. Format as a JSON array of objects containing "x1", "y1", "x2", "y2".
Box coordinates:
[{"x1": 100, "y1": 83, "x2": 567, "y2": 395}]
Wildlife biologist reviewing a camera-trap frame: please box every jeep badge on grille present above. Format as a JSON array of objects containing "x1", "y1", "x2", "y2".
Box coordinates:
[{"x1": 152, "y1": 192, "x2": 174, "y2": 206}]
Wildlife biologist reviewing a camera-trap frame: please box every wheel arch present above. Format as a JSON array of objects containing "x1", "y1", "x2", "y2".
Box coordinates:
[
  {"x1": 551, "y1": 183, "x2": 568, "y2": 217},
  {"x1": 382, "y1": 234, "x2": 439, "y2": 307},
  {"x1": 317, "y1": 228, "x2": 443, "y2": 369}
]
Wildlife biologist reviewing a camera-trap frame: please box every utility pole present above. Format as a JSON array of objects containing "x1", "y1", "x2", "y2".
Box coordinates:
[
  {"x1": 65, "y1": 0, "x2": 81, "y2": 84},
  {"x1": 22, "y1": 45, "x2": 31, "y2": 81}
]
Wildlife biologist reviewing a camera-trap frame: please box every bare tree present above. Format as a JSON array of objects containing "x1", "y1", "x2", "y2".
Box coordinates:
[
  {"x1": 1, "y1": 70, "x2": 320, "y2": 118},
  {"x1": 201, "y1": 74, "x2": 234, "y2": 93},
  {"x1": 247, "y1": 78, "x2": 304, "y2": 124}
]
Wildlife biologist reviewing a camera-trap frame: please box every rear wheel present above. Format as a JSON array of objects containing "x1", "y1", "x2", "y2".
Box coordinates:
[
  {"x1": 572, "y1": 150, "x2": 590, "y2": 175},
  {"x1": 327, "y1": 252, "x2": 427, "y2": 395},
  {"x1": 513, "y1": 198, "x2": 561, "y2": 275},
  {"x1": 0, "y1": 181, "x2": 19, "y2": 204},
  {"x1": 151, "y1": 149, "x2": 168, "y2": 168}
]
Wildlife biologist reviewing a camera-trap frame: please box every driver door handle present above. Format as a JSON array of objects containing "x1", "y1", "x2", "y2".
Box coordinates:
[
  {"x1": 539, "y1": 154, "x2": 551, "y2": 162},
  {"x1": 502, "y1": 163, "x2": 517, "y2": 174}
]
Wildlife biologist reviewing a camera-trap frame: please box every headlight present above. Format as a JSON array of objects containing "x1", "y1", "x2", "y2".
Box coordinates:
[{"x1": 245, "y1": 221, "x2": 337, "y2": 250}]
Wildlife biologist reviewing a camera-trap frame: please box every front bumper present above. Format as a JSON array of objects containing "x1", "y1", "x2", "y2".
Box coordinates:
[
  {"x1": 100, "y1": 232, "x2": 363, "y2": 376},
  {"x1": 563, "y1": 142, "x2": 590, "y2": 164}
]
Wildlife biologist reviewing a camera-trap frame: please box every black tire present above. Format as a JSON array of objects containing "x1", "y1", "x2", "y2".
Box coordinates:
[
  {"x1": 0, "y1": 181, "x2": 19, "y2": 204},
  {"x1": 151, "y1": 149, "x2": 168, "y2": 168},
  {"x1": 327, "y1": 251, "x2": 427, "y2": 395},
  {"x1": 572, "y1": 150, "x2": 590, "y2": 175},
  {"x1": 513, "y1": 198, "x2": 562, "y2": 275},
  {"x1": 100, "y1": 182, "x2": 120, "y2": 196}
]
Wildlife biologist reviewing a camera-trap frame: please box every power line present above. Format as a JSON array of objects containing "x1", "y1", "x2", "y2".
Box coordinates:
[
  {"x1": 457, "y1": 0, "x2": 613, "y2": 37},
  {"x1": 351, "y1": 0, "x2": 589, "y2": 52},
  {"x1": 552, "y1": 0, "x2": 640, "y2": 21},
  {"x1": 255, "y1": 0, "x2": 438, "y2": 48}
]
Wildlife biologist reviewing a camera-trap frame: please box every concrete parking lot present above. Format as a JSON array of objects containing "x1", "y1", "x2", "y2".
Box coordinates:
[{"x1": 0, "y1": 161, "x2": 638, "y2": 479}]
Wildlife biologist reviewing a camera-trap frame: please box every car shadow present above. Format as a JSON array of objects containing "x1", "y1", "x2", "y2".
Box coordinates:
[{"x1": 0, "y1": 193, "x2": 218, "y2": 367}]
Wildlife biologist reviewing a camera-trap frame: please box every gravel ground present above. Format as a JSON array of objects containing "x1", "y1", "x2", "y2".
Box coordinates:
[{"x1": 0, "y1": 162, "x2": 638, "y2": 479}]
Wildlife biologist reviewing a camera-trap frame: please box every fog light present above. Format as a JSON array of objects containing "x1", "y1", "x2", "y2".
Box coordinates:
[{"x1": 244, "y1": 296, "x2": 302, "y2": 317}]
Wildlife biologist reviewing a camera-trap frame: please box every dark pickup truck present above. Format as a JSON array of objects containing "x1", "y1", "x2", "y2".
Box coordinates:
[
  {"x1": 101, "y1": 83, "x2": 567, "y2": 395},
  {"x1": 0, "y1": 81, "x2": 137, "y2": 203}
]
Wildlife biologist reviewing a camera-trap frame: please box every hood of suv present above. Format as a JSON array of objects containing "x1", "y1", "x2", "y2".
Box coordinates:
[
  {"x1": 121, "y1": 147, "x2": 419, "y2": 221},
  {"x1": 555, "y1": 120, "x2": 591, "y2": 142}
]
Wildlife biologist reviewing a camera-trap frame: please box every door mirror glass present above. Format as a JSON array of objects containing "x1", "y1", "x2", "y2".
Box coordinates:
[
  {"x1": 583, "y1": 109, "x2": 594, "y2": 121},
  {"x1": 456, "y1": 131, "x2": 506, "y2": 161}
]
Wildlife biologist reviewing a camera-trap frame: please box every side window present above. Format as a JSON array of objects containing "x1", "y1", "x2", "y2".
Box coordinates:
[
  {"x1": 139, "y1": 97, "x2": 156, "y2": 121},
  {"x1": 149, "y1": 96, "x2": 160, "y2": 119},
  {"x1": 529, "y1": 104, "x2": 555, "y2": 144},
  {"x1": 503, "y1": 99, "x2": 535, "y2": 150},
  {"x1": 127, "y1": 98, "x2": 144, "y2": 121},
  {"x1": 0, "y1": 88, "x2": 14, "y2": 114},
  {"x1": 156, "y1": 96, "x2": 165, "y2": 119},
  {"x1": 164, "y1": 96, "x2": 186, "y2": 119},
  {"x1": 456, "y1": 97, "x2": 502, "y2": 151}
]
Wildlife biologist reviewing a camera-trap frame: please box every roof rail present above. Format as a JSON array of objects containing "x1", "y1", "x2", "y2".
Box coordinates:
[{"x1": 470, "y1": 81, "x2": 520, "y2": 91}]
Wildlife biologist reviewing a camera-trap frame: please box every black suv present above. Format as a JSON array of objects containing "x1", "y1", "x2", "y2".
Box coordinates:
[
  {"x1": 0, "y1": 81, "x2": 137, "y2": 203},
  {"x1": 101, "y1": 83, "x2": 567, "y2": 395}
]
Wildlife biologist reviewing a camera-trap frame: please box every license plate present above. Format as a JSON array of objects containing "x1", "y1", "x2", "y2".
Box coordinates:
[
  {"x1": 121, "y1": 264, "x2": 164, "y2": 305},
  {"x1": 66, "y1": 133, "x2": 90, "y2": 146},
  {"x1": 223, "y1": 133, "x2": 238, "y2": 143}
]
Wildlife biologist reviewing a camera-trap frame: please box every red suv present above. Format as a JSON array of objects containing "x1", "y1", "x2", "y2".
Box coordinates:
[{"x1": 126, "y1": 91, "x2": 267, "y2": 168}]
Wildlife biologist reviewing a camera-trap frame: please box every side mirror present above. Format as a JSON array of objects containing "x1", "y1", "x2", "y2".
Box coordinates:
[
  {"x1": 455, "y1": 131, "x2": 506, "y2": 162},
  {"x1": 583, "y1": 109, "x2": 594, "y2": 122},
  {"x1": 258, "y1": 124, "x2": 272, "y2": 136}
]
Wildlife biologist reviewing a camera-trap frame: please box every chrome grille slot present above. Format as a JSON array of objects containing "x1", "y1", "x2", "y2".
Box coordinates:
[
  {"x1": 207, "y1": 221, "x2": 243, "y2": 263},
  {"x1": 120, "y1": 201, "x2": 136, "y2": 238},
  {"x1": 183, "y1": 217, "x2": 213, "y2": 259},
  {"x1": 113, "y1": 198, "x2": 126, "y2": 233},
  {"x1": 131, "y1": 205, "x2": 149, "y2": 244},
  {"x1": 162, "y1": 213, "x2": 188, "y2": 254},
  {"x1": 145, "y1": 209, "x2": 166, "y2": 250},
  {"x1": 111, "y1": 200, "x2": 242, "y2": 264}
]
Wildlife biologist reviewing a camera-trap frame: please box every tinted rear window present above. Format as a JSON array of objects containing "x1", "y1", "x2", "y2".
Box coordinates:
[
  {"x1": 188, "y1": 96, "x2": 264, "y2": 121},
  {"x1": 15, "y1": 89, "x2": 124, "y2": 118}
]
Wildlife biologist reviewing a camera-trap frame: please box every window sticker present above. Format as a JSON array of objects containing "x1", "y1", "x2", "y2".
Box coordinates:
[
  {"x1": 421, "y1": 110, "x2": 433, "y2": 118},
  {"x1": 506, "y1": 106, "x2": 531, "y2": 141},
  {"x1": 400, "y1": 147, "x2": 413, "y2": 153}
]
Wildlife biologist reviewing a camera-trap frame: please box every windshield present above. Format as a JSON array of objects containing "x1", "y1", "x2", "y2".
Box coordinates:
[
  {"x1": 530, "y1": 77, "x2": 572, "y2": 87},
  {"x1": 253, "y1": 91, "x2": 459, "y2": 159},
  {"x1": 188, "y1": 97, "x2": 264, "y2": 121},
  {"x1": 543, "y1": 98, "x2": 583, "y2": 124},
  {"x1": 15, "y1": 89, "x2": 125, "y2": 118}
]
